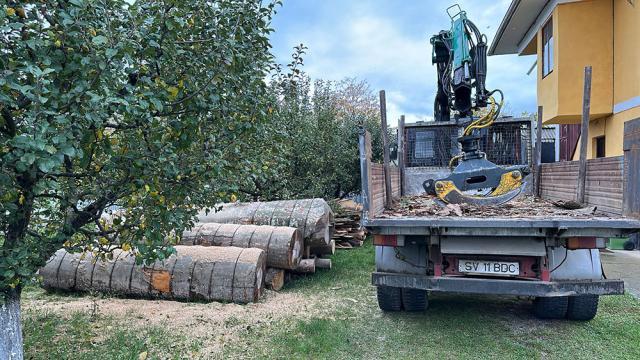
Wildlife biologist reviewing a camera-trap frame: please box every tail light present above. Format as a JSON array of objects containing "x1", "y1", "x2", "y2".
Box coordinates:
[
  {"x1": 373, "y1": 235, "x2": 397, "y2": 247},
  {"x1": 566, "y1": 237, "x2": 605, "y2": 250}
]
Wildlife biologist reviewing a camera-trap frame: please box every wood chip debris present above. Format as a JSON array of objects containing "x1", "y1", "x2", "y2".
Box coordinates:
[{"x1": 380, "y1": 194, "x2": 611, "y2": 219}]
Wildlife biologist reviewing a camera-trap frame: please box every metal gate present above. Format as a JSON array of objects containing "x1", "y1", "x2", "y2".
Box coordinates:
[{"x1": 623, "y1": 118, "x2": 640, "y2": 218}]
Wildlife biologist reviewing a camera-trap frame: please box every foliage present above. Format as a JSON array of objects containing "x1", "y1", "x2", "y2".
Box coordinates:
[
  {"x1": 0, "y1": 0, "x2": 279, "y2": 297},
  {"x1": 240, "y1": 46, "x2": 387, "y2": 200}
]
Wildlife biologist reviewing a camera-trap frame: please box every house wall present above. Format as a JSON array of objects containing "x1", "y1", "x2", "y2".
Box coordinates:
[
  {"x1": 538, "y1": 0, "x2": 613, "y2": 125},
  {"x1": 571, "y1": 0, "x2": 640, "y2": 159},
  {"x1": 532, "y1": 0, "x2": 639, "y2": 160}
]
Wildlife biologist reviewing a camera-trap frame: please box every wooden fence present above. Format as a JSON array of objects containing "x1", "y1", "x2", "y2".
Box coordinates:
[
  {"x1": 369, "y1": 163, "x2": 401, "y2": 217},
  {"x1": 540, "y1": 156, "x2": 624, "y2": 215}
]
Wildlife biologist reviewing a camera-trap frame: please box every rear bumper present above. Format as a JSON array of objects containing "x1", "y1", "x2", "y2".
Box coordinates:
[{"x1": 372, "y1": 272, "x2": 624, "y2": 297}]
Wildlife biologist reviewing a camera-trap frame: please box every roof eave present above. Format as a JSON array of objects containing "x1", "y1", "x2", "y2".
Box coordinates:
[{"x1": 488, "y1": 0, "x2": 522, "y2": 56}]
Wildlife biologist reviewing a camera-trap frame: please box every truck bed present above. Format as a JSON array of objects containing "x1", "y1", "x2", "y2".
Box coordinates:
[{"x1": 366, "y1": 195, "x2": 640, "y2": 238}]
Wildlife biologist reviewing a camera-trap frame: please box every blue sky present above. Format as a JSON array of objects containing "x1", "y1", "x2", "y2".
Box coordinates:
[{"x1": 270, "y1": 0, "x2": 537, "y2": 124}]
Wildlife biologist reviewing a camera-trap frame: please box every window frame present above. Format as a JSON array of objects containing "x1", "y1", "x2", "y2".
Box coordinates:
[{"x1": 542, "y1": 17, "x2": 554, "y2": 78}]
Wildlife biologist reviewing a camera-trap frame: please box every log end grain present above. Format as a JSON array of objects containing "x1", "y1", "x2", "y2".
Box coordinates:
[{"x1": 265, "y1": 268, "x2": 285, "y2": 291}]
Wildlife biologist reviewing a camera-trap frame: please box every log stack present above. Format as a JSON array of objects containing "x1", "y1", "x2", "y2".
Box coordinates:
[
  {"x1": 197, "y1": 198, "x2": 334, "y2": 251},
  {"x1": 40, "y1": 198, "x2": 338, "y2": 303},
  {"x1": 332, "y1": 199, "x2": 366, "y2": 249},
  {"x1": 40, "y1": 246, "x2": 266, "y2": 304},
  {"x1": 195, "y1": 198, "x2": 337, "y2": 289}
]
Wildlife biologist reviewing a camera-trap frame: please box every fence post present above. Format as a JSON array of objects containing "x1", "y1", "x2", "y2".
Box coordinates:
[
  {"x1": 358, "y1": 129, "x2": 372, "y2": 220},
  {"x1": 379, "y1": 90, "x2": 393, "y2": 209},
  {"x1": 398, "y1": 115, "x2": 406, "y2": 196},
  {"x1": 577, "y1": 66, "x2": 592, "y2": 204},
  {"x1": 534, "y1": 106, "x2": 543, "y2": 197}
]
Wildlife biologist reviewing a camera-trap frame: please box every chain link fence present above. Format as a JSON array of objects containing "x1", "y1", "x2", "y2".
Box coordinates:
[{"x1": 405, "y1": 117, "x2": 532, "y2": 167}]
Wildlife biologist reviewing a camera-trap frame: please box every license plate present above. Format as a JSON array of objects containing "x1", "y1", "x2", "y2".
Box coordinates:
[{"x1": 458, "y1": 260, "x2": 519, "y2": 276}]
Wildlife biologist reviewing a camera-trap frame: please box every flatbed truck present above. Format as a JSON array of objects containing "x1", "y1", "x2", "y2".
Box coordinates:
[{"x1": 359, "y1": 127, "x2": 640, "y2": 320}]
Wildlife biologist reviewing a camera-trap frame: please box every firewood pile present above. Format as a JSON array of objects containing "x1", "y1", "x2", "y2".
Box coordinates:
[
  {"x1": 40, "y1": 198, "x2": 337, "y2": 303},
  {"x1": 331, "y1": 199, "x2": 366, "y2": 249}
]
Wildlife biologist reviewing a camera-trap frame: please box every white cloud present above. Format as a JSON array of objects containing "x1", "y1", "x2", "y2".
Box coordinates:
[{"x1": 271, "y1": 0, "x2": 537, "y2": 121}]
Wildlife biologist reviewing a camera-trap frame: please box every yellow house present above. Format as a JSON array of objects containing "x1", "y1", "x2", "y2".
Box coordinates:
[{"x1": 489, "y1": 0, "x2": 640, "y2": 159}]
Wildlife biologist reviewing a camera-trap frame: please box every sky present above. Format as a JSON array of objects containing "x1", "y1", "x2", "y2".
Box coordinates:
[{"x1": 269, "y1": 0, "x2": 538, "y2": 124}]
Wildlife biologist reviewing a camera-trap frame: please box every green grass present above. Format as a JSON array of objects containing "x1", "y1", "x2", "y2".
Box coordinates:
[
  {"x1": 22, "y1": 242, "x2": 640, "y2": 359},
  {"x1": 23, "y1": 307, "x2": 201, "y2": 360}
]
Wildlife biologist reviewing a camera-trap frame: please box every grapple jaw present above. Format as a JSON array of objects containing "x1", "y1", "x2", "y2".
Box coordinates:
[{"x1": 423, "y1": 140, "x2": 529, "y2": 206}]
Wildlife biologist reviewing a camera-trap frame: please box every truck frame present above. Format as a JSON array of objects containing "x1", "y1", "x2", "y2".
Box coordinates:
[{"x1": 359, "y1": 126, "x2": 640, "y2": 320}]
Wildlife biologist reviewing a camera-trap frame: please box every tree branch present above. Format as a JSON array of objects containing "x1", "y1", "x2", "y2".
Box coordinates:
[{"x1": 0, "y1": 107, "x2": 17, "y2": 136}]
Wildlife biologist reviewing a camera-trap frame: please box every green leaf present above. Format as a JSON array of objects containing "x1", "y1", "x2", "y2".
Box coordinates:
[
  {"x1": 61, "y1": 145, "x2": 76, "y2": 157},
  {"x1": 106, "y1": 48, "x2": 118, "y2": 58},
  {"x1": 20, "y1": 153, "x2": 36, "y2": 165},
  {"x1": 37, "y1": 158, "x2": 57, "y2": 173},
  {"x1": 92, "y1": 35, "x2": 108, "y2": 46}
]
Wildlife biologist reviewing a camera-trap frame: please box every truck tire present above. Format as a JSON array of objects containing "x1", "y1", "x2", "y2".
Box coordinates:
[
  {"x1": 623, "y1": 240, "x2": 635, "y2": 251},
  {"x1": 566, "y1": 295, "x2": 599, "y2": 321},
  {"x1": 377, "y1": 286, "x2": 402, "y2": 312},
  {"x1": 532, "y1": 296, "x2": 568, "y2": 319},
  {"x1": 401, "y1": 288, "x2": 428, "y2": 312}
]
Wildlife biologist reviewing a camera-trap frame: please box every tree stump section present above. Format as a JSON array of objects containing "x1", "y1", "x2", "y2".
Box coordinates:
[
  {"x1": 181, "y1": 223, "x2": 302, "y2": 270},
  {"x1": 40, "y1": 246, "x2": 266, "y2": 304},
  {"x1": 292, "y1": 258, "x2": 316, "y2": 274},
  {"x1": 265, "y1": 268, "x2": 285, "y2": 291}
]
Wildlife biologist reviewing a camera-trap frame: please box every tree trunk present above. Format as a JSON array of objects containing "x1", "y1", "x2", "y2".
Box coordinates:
[
  {"x1": 310, "y1": 240, "x2": 335, "y2": 256},
  {"x1": 41, "y1": 246, "x2": 266, "y2": 304},
  {"x1": 292, "y1": 258, "x2": 316, "y2": 274},
  {"x1": 181, "y1": 223, "x2": 303, "y2": 270},
  {"x1": 314, "y1": 258, "x2": 332, "y2": 270},
  {"x1": 0, "y1": 289, "x2": 23, "y2": 360},
  {"x1": 197, "y1": 198, "x2": 335, "y2": 248},
  {"x1": 264, "y1": 268, "x2": 285, "y2": 291}
]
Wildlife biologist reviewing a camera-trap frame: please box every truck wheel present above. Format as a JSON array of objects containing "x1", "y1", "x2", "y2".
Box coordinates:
[
  {"x1": 623, "y1": 240, "x2": 636, "y2": 251},
  {"x1": 401, "y1": 288, "x2": 428, "y2": 311},
  {"x1": 567, "y1": 295, "x2": 599, "y2": 321},
  {"x1": 377, "y1": 286, "x2": 402, "y2": 312},
  {"x1": 532, "y1": 296, "x2": 568, "y2": 319}
]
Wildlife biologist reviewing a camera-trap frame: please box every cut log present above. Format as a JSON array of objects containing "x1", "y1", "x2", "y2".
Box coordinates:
[
  {"x1": 181, "y1": 223, "x2": 302, "y2": 270},
  {"x1": 314, "y1": 258, "x2": 332, "y2": 270},
  {"x1": 265, "y1": 268, "x2": 285, "y2": 291},
  {"x1": 198, "y1": 198, "x2": 334, "y2": 247},
  {"x1": 310, "y1": 239, "x2": 335, "y2": 256},
  {"x1": 291, "y1": 258, "x2": 316, "y2": 274},
  {"x1": 40, "y1": 246, "x2": 266, "y2": 304}
]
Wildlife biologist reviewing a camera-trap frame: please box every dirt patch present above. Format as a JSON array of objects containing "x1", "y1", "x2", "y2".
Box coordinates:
[{"x1": 23, "y1": 289, "x2": 337, "y2": 357}]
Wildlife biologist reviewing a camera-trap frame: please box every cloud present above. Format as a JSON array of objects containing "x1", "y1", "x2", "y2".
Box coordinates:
[{"x1": 271, "y1": 0, "x2": 537, "y2": 123}]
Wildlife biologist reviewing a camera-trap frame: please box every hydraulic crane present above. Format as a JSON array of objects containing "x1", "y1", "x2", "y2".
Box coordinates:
[{"x1": 423, "y1": 5, "x2": 529, "y2": 205}]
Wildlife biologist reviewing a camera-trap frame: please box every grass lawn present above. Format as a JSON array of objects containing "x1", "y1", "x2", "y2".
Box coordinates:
[{"x1": 22, "y1": 242, "x2": 640, "y2": 359}]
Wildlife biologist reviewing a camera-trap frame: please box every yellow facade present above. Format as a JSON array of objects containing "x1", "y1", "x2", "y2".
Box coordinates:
[
  {"x1": 532, "y1": 0, "x2": 640, "y2": 159},
  {"x1": 537, "y1": 0, "x2": 613, "y2": 124}
]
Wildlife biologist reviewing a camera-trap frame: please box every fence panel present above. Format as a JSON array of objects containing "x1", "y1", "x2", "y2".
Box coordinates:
[{"x1": 540, "y1": 156, "x2": 624, "y2": 215}]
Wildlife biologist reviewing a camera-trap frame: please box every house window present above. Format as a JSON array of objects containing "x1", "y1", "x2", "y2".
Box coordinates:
[
  {"x1": 542, "y1": 18, "x2": 553, "y2": 77},
  {"x1": 594, "y1": 136, "x2": 606, "y2": 158}
]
